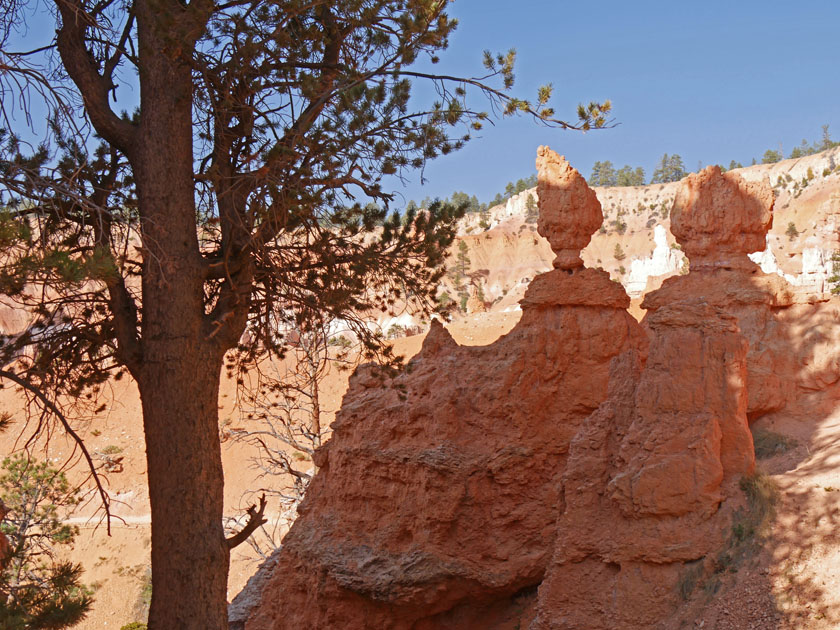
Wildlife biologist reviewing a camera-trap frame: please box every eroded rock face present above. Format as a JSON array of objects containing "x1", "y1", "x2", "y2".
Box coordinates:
[
  {"x1": 235, "y1": 160, "x2": 839, "y2": 630},
  {"x1": 465, "y1": 286, "x2": 486, "y2": 314},
  {"x1": 670, "y1": 166, "x2": 773, "y2": 269},
  {"x1": 644, "y1": 166, "x2": 839, "y2": 418},
  {"x1": 533, "y1": 170, "x2": 762, "y2": 630},
  {"x1": 234, "y1": 148, "x2": 646, "y2": 630}
]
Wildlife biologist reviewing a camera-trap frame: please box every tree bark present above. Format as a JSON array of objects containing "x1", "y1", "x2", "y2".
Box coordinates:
[
  {"x1": 139, "y1": 350, "x2": 229, "y2": 630},
  {"x1": 132, "y1": 2, "x2": 231, "y2": 628}
]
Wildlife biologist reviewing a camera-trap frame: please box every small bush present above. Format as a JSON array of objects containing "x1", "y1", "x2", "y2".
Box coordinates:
[
  {"x1": 121, "y1": 624, "x2": 147, "y2": 630},
  {"x1": 613, "y1": 243, "x2": 626, "y2": 261},
  {"x1": 738, "y1": 472, "x2": 779, "y2": 539},
  {"x1": 678, "y1": 561, "x2": 704, "y2": 600},
  {"x1": 711, "y1": 474, "x2": 777, "y2": 577},
  {"x1": 100, "y1": 445, "x2": 123, "y2": 455}
]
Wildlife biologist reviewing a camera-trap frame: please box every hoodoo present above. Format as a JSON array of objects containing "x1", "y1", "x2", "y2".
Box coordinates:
[
  {"x1": 233, "y1": 156, "x2": 840, "y2": 630},
  {"x1": 533, "y1": 167, "x2": 766, "y2": 629},
  {"x1": 232, "y1": 148, "x2": 646, "y2": 629}
]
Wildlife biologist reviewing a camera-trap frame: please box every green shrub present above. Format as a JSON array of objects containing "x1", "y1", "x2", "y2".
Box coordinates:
[
  {"x1": 613, "y1": 244, "x2": 626, "y2": 261},
  {"x1": 677, "y1": 561, "x2": 704, "y2": 600}
]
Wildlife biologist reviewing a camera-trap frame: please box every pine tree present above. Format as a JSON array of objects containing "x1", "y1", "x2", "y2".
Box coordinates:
[
  {"x1": 651, "y1": 154, "x2": 685, "y2": 184},
  {"x1": 613, "y1": 243, "x2": 626, "y2": 260},
  {"x1": 762, "y1": 149, "x2": 783, "y2": 164},
  {"x1": 0, "y1": 2, "x2": 612, "y2": 627},
  {"x1": 0, "y1": 455, "x2": 92, "y2": 629},
  {"x1": 590, "y1": 160, "x2": 617, "y2": 186},
  {"x1": 790, "y1": 139, "x2": 811, "y2": 159},
  {"x1": 616, "y1": 165, "x2": 645, "y2": 186},
  {"x1": 667, "y1": 154, "x2": 686, "y2": 181},
  {"x1": 828, "y1": 252, "x2": 840, "y2": 295},
  {"x1": 449, "y1": 240, "x2": 472, "y2": 311},
  {"x1": 525, "y1": 193, "x2": 539, "y2": 224},
  {"x1": 820, "y1": 124, "x2": 836, "y2": 151}
]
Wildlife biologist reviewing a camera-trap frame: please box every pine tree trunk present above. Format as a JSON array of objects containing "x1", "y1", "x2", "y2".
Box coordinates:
[
  {"x1": 132, "y1": 4, "x2": 231, "y2": 627},
  {"x1": 138, "y1": 351, "x2": 229, "y2": 630}
]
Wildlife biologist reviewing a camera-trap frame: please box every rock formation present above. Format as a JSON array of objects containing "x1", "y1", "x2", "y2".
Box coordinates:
[
  {"x1": 642, "y1": 167, "x2": 840, "y2": 418},
  {"x1": 532, "y1": 167, "x2": 765, "y2": 629},
  {"x1": 232, "y1": 149, "x2": 647, "y2": 629},
  {"x1": 234, "y1": 162, "x2": 840, "y2": 630},
  {"x1": 465, "y1": 286, "x2": 486, "y2": 314}
]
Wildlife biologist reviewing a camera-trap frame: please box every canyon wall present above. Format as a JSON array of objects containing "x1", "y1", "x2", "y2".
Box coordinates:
[{"x1": 441, "y1": 147, "x2": 840, "y2": 320}]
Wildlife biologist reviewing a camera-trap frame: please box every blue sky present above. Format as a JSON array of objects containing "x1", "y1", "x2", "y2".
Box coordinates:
[
  {"x1": 390, "y1": 0, "x2": 840, "y2": 206},
  {"x1": 8, "y1": 2, "x2": 839, "y2": 210}
]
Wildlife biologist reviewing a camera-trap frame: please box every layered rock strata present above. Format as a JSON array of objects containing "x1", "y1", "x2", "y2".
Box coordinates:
[{"x1": 232, "y1": 149, "x2": 647, "y2": 629}]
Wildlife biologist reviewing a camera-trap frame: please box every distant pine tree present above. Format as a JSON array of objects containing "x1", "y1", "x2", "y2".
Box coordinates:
[
  {"x1": 616, "y1": 164, "x2": 645, "y2": 186},
  {"x1": 762, "y1": 149, "x2": 782, "y2": 164},
  {"x1": 589, "y1": 160, "x2": 617, "y2": 186},
  {"x1": 524, "y1": 193, "x2": 538, "y2": 224},
  {"x1": 613, "y1": 243, "x2": 626, "y2": 260},
  {"x1": 651, "y1": 154, "x2": 686, "y2": 183}
]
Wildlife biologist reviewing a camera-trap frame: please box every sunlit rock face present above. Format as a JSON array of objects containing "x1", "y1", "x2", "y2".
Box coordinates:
[
  {"x1": 231, "y1": 148, "x2": 646, "y2": 630},
  {"x1": 669, "y1": 166, "x2": 773, "y2": 270}
]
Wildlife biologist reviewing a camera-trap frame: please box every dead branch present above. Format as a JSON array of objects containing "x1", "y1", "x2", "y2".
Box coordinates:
[{"x1": 225, "y1": 493, "x2": 267, "y2": 549}]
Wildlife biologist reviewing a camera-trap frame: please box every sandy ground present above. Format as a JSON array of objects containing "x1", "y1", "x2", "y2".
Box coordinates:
[{"x1": 673, "y1": 391, "x2": 840, "y2": 630}]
